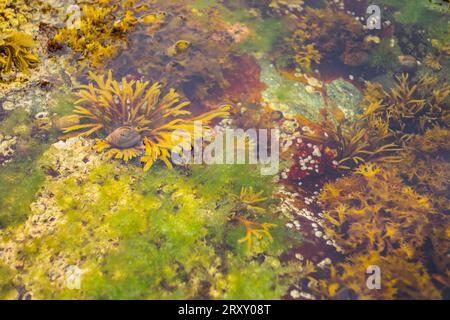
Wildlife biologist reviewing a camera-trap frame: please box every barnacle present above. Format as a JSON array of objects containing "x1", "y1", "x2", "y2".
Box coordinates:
[
  {"x1": 0, "y1": 31, "x2": 38, "y2": 74},
  {"x1": 237, "y1": 217, "x2": 276, "y2": 251},
  {"x1": 362, "y1": 74, "x2": 450, "y2": 142},
  {"x1": 63, "y1": 70, "x2": 229, "y2": 170}
]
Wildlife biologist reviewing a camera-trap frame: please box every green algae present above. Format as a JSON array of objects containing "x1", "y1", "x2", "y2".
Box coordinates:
[
  {"x1": 192, "y1": 0, "x2": 284, "y2": 55},
  {"x1": 0, "y1": 158, "x2": 45, "y2": 228},
  {"x1": 0, "y1": 108, "x2": 50, "y2": 228},
  {"x1": 0, "y1": 263, "x2": 15, "y2": 299},
  {"x1": 260, "y1": 60, "x2": 325, "y2": 120},
  {"x1": 7, "y1": 158, "x2": 301, "y2": 299}
]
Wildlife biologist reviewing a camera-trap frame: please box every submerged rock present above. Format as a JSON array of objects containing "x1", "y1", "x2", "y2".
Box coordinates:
[
  {"x1": 260, "y1": 61, "x2": 324, "y2": 121},
  {"x1": 325, "y1": 78, "x2": 363, "y2": 120}
]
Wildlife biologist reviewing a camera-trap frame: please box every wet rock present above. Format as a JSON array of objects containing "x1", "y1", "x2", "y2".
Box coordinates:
[
  {"x1": 325, "y1": 78, "x2": 363, "y2": 120},
  {"x1": 398, "y1": 55, "x2": 419, "y2": 72},
  {"x1": 260, "y1": 61, "x2": 325, "y2": 121}
]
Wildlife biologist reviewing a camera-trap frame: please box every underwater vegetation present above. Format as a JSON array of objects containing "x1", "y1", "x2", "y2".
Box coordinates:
[
  {"x1": 62, "y1": 70, "x2": 229, "y2": 170},
  {"x1": 424, "y1": 39, "x2": 450, "y2": 72},
  {"x1": 285, "y1": 5, "x2": 371, "y2": 71},
  {"x1": 398, "y1": 126, "x2": 450, "y2": 214},
  {"x1": 53, "y1": 1, "x2": 143, "y2": 70},
  {"x1": 313, "y1": 164, "x2": 445, "y2": 299},
  {"x1": 298, "y1": 107, "x2": 401, "y2": 171},
  {"x1": 0, "y1": 0, "x2": 449, "y2": 301},
  {"x1": 106, "y1": 1, "x2": 239, "y2": 105},
  {"x1": 362, "y1": 74, "x2": 449, "y2": 142},
  {"x1": 0, "y1": 0, "x2": 31, "y2": 32},
  {"x1": 0, "y1": 138, "x2": 303, "y2": 299},
  {"x1": 231, "y1": 186, "x2": 276, "y2": 251},
  {"x1": 0, "y1": 31, "x2": 39, "y2": 76}
]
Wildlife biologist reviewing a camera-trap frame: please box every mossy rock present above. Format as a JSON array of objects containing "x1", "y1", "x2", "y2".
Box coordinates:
[{"x1": 0, "y1": 142, "x2": 302, "y2": 299}]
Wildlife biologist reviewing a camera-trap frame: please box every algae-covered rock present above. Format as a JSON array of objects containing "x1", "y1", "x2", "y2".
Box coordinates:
[
  {"x1": 260, "y1": 61, "x2": 325, "y2": 121},
  {"x1": 260, "y1": 61, "x2": 363, "y2": 122},
  {"x1": 0, "y1": 138, "x2": 302, "y2": 299},
  {"x1": 325, "y1": 78, "x2": 363, "y2": 120}
]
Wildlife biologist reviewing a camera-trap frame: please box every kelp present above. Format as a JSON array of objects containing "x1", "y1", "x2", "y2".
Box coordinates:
[
  {"x1": 106, "y1": 2, "x2": 237, "y2": 104},
  {"x1": 0, "y1": 31, "x2": 38, "y2": 75},
  {"x1": 62, "y1": 70, "x2": 229, "y2": 170},
  {"x1": 53, "y1": 1, "x2": 147, "y2": 69}
]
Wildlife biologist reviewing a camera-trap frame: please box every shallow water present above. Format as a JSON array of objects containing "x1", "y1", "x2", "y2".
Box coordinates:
[{"x1": 0, "y1": 0, "x2": 449, "y2": 300}]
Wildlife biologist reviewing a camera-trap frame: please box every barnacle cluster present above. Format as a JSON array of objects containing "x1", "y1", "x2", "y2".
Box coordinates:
[
  {"x1": 362, "y1": 74, "x2": 449, "y2": 142},
  {"x1": 314, "y1": 165, "x2": 443, "y2": 299},
  {"x1": 63, "y1": 70, "x2": 229, "y2": 171},
  {"x1": 0, "y1": 31, "x2": 39, "y2": 76}
]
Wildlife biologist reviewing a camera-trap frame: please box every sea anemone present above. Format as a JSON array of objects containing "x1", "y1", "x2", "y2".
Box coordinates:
[{"x1": 63, "y1": 70, "x2": 229, "y2": 170}]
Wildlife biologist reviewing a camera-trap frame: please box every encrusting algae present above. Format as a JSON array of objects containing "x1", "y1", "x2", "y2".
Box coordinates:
[{"x1": 62, "y1": 70, "x2": 230, "y2": 170}]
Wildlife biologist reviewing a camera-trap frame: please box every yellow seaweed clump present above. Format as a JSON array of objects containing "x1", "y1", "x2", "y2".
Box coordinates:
[
  {"x1": 398, "y1": 126, "x2": 450, "y2": 214},
  {"x1": 231, "y1": 186, "x2": 275, "y2": 252},
  {"x1": 0, "y1": 0, "x2": 30, "y2": 32},
  {"x1": 314, "y1": 165, "x2": 443, "y2": 299},
  {"x1": 424, "y1": 39, "x2": 450, "y2": 71},
  {"x1": 63, "y1": 70, "x2": 229, "y2": 171},
  {"x1": 53, "y1": 2, "x2": 141, "y2": 69},
  {"x1": 0, "y1": 31, "x2": 39, "y2": 75},
  {"x1": 362, "y1": 74, "x2": 449, "y2": 142}
]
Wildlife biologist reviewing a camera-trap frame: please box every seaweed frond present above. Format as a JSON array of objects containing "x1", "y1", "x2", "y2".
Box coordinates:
[
  {"x1": 315, "y1": 165, "x2": 443, "y2": 299},
  {"x1": 238, "y1": 186, "x2": 268, "y2": 214},
  {"x1": 237, "y1": 217, "x2": 276, "y2": 251},
  {"x1": 0, "y1": 31, "x2": 39, "y2": 74},
  {"x1": 300, "y1": 108, "x2": 401, "y2": 171},
  {"x1": 362, "y1": 74, "x2": 449, "y2": 142}
]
